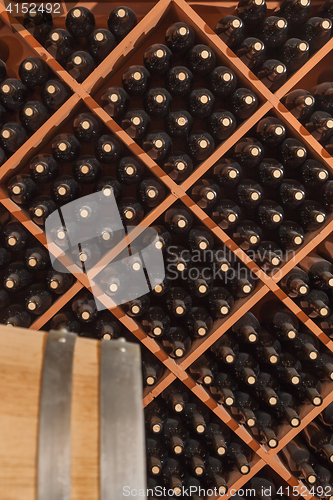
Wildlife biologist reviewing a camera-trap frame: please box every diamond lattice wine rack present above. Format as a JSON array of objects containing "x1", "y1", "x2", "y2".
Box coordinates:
[{"x1": 3, "y1": 0, "x2": 333, "y2": 498}]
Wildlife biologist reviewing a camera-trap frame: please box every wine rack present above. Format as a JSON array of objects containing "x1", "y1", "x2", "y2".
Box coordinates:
[{"x1": 2, "y1": 0, "x2": 333, "y2": 498}]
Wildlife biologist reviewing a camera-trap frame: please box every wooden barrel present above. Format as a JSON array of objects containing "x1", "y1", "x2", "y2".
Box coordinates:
[{"x1": 0, "y1": 326, "x2": 145, "y2": 500}]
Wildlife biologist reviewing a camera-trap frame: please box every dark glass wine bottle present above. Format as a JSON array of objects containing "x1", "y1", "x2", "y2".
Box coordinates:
[
  {"x1": 232, "y1": 220, "x2": 262, "y2": 250},
  {"x1": 0, "y1": 79, "x2": 28, "y2": 110},
  {"x1": 259, "y1": 300, "x2": 299, "y2": 340},
  {"x1": 143, "y1": 131, "x2": 172, "y2": 160},
  {"x1": 164, "y1": 152, "x2": 193, "y2": 182},
  {"x1": 8, "y1": 174, "x2": 37, "y2": 205},
  {"x1": 237, "y1": 0, "x2": 267, "y2": 25},
  {"x1": 143, "y1": 44, "x2": 173, "y2": 75},
  {"x1": 256, "y1": 200, "x2": 284, "y2": 230},
  {"x1": 101, "y1": 86, "x2": 129, "y2": 119},
  {"x1": 298, "y1": 289, "x2": 330, "y2": 318},
  {"x1": 121, "y1": 109, "x2": 151, "y2": 140},
  {"x1": 278, "y1": 221, "x2": 304, "y2": 250},
  {"x1": 41, "y1": 80, "x2": 70, "y2": 111},
  {"x1": 186, "y1": 44, "x2": 216, "y2": 75},
  {"x1": 25, "y1": 284, "x2": 52, "y2": 315},
  {"x1": 164, "y1": 206, "x2": 193, "y2": 233},
  {"x1": 281, "y1": 89, "x2": 315, "y2": 121},
  {"x1": 256, "y1": 117, "x2": 286, "y2": 147},
  {"x1": 260, "y1": 16, "x2": 288, "y2": 48},
  {"x1": 257, "y1": 59, "x2": 287, "y2": 91},
  {"x1": 51, "y1": 175, "x2": 80, "y2": 204},
  {"x1": 19, "y1": 57, "x2": 49, "y2": 89},
  {"x1": 19, "y1": 101, "x2": 49, "y2": 133},
  {"x1": 0, "y1": 122, "x2": 27, "y2": 154},
  {"x1": 94, "y1": 134, "x2": 123, "y2": 164},
  {"x1": 2, "y1": 221, "x2": 29, "y2": 252},
  {"x1": 215, "y1": 15, "x2": 244, "y2": 47},
  {"x1": 230, "y1": 88, "x2": 258, "y2": 120},
  {"x1": 190, "y1": 179, "x2": 220, "y2": 209},
  {"x1": 165, "y1": 22, "x2": 195, "y2": 54},
  {"x1": 108, "y1": 6, "x2": 137, "y2": 41},
  {"x1": 1, "y1": 304, "x2": 31, "y2": 328},
  {"x1": 237, "y1": 179, "x2": 263, "y2": 208},
  {"x1": 24, "y1": 246, "x2": 49, "y2": 271},
  {"x1": 66, "y1": 51, "x2": 95, "y2": 83},
  {"x1": 213, "y1": 159, "x2": 242, "y2": 188},
  {"x1": 236, "y1": 37, "x2": 266, "y2": 69},
  {"x1": 165, "y1": 287, "x2": 192, "y2": 318},
  {"x1": 122, "y1": 65, "x2": 151, "y2": 96},
  {"x1": 4, "y1": 262, "x2": 32, "y2": 292},
  {"x1": 233, "y1": 137, "x2": 264, "y2": 169},
  {"x1": 278, "y1": 0, "x2": 310, "y2": 27},
  {"x1": 29, "y1": 195, "x2": 57, "y2": 226},
  {"x1": 87, "y1": 29, "x2": 116, "y2": 63},
  {"x1": 207, "y1": 287, "x2": 234, "y2": 318},
  {"x1": 143, "y1": 88, "x2": 172, "y2": 118},
  {"x1": 282, "y1": 438, "x2": 317, "y2": 485},
  {"x1": 187, "y1": 88, "x2": 215, "y2": 119},
  {"x1": 165, "y1": 66, "x2": 193, "y2": 96},
  {"x1": 73, "y1": 113, "x2": 100, "y2": 143},
  {"x1": 279, "y1": 38, "x2": 310, "y2": 73},
  {"x1": 185, "y1": 307, "x2": 213, "y2": 338},
  {"x1": 300, "y1": 159, "x2": 329, "y2": 188},
  {"x1": 209, "y1": 110, "x2": 237, "y2": 141},
  {"x1": 23, "y1": 7, "x2": 53, "y2": 44},
  {"x1": 188, "y1": 131, "x2": 215, "y2": 162},
  {"x1": 301, "y1": 17, "x2": 332, "y2": 52}
]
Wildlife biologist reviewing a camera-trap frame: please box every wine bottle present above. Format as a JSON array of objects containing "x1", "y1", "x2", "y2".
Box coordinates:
[
  {"x1": 143, "y1": 131, "x2": 172, "y2": 160},
  {"x1": 8, "y1": 174, "x2": 37, "y2": 205},
  {"x1": 215, "y1": 15, "x2": 244, "y2": 47},
  {"x1": 213, "y1": 159, "x2": 242, "y2": 188},
  {"x1": 184, "y1": 307, "x2": 213, "y2": 338},
  {"x1": 0, "y1": 79, "x2": 28, "y2": 110},
  {"x1": 101, "y1": 86, "x2": 129, "y2": 119},
  {"x1": 44, "y1": 29, "x2": 75, "y2": 62},
  {"x1": 211, "y1": 200, "x2": 242, "y2": 230},
  {"x1": 162, "y1": 386, "x2": 189, "y2": 414},
  {"x1": 232, "y1": 220, "x2": 262, "y2": 250},
  {"x1": 29, "y1": 195, "x2": 57, "y2": 226},
  {"x1": 232, "y1": 391, "x2": 258, "y2": 427},
  {"x1": 94, "y1": 176, "x2": 122, "y2": 205},
  {"x1": 126, "y1": 294, "x2": 150, "y2": 318},
  {"x1": 87, "y1": 29, "x2": 116, "y2": 63},
  {"x1": 66, "y1": 7, "x2": 95, "y2": 37},
  {"x1": 165, "y1": 22, "x2": 195, "y2": 54},
  {"x1": 189, "y1": 355, "x2": 217, "y2": 386},
  {"x1": 46, "y1": 270, "x2": 74, "y2": 294},
  {"x1": 51, "y1": 133, "x2": 81, "y2": 163},
  {"x1": 301, "y1": 159, "x2": 329, "y2": 188},
  {"x1": 25, "y1": 284, "x2": 52, "y2": 315},
  {"x1": 280, "y1": 266, "x2": 309, "y2": 298},
  {"x1": 210, "y1": 372, "x2": 237, "y2": 406},
  {"x1": 142, "y1": 353, "x2": 163, "y2": 387},
  {"x1": 1, "y1": 304, "x2": 31, "y2": 328},
  {"x1": 51, "y1": 175, "x2": 80, "y2": 204},
  {"x1": 187, "y1": 44, "x2": 216, "y2": 75},
  {"x1": 237, "y1": 179, "x2": 263, "y2": 208},
  {"x1": 209, "y1": 110, "x2": 237, "y2": 141},
  {"x1": 209, "y1": 66, "x2": 237, "y2": 97},
  {"x1": 108, "y1": 6, "x2": 137, "y2": 41},
  {"x1": 281, "y1": 89, "x2": 315, "y2": 121},
  {"x1": 282, "y1": 438, "x2": 317, "y2": 484},
  {"x1": 273, "y1": 391, "x2": 301, "y2": 427},
  {"x1": 279, "y1": 38, "x2": 310, "y2": 73},
  {"x1": 207, "y1": 287, "x2": 234, "y2": 318},
  {"x1": 301, "y1": 17, "x2": 332, "y2": 52},
  {"x1": 144, "y1": 44, "x2": 173, "y2": 75},
  {"x1": 66, "y1": 51, "x2": 95, "y2": 83},
  {"x1": 256, "y1": 117, "x2": 286, "y2": 147},
  {"x1": 206, "y1": 419, "x2": 229, "y2": 456},
  {"x1": 237, "y1": 0, "x2": 267, "y2": 25},
  {"x1": 143, "y1": 88, "x2": 172, "y2": 118},
  {"x1": 252, "y1": 241, "x2": 283, "y2": 271},
  {"x1": 121, "y1": 109, "x2": 151, "y2": 140},
  {"x1": 256, "y1": 200, "x2": 284, "y2": 230},
  {"x1": 73, "y1": 113, "x2": 100, "y2": 143},
  {"x1": 251, "y1": 411, "x2": 277, "y2": 448},
  {"x1": 187, "y1": 266, "x2": 213, "y2": 297},
  {"x1": 230, "y1": 88, "x2": 258, "y2": 120},
  {"x1": 163, "y1": 152, "x2": 193, "y2": 182},
  {"x1": 211, "y1": 332, "x2": 239, "y2": 365},
  {"x1": 188, "y1": 131, "x2": 215, "y2": 162},
  {"x1": 260, "y1": 16, "x2": 288, "y2": 48},
  {"x1": 122, "y1": 65, "x2": 151, "y2": 96},
  {"x1": 115, "y1": 156, "x2": 143, "y2": 186},
  {"x1": 298, "y1": 200, "x2": 327, "y2": 230},
  {"x1": 276, "y1": 352, "x2": 302, "y2": 388},
  {"x1": 138, "y1": 178, "x2": 166, "y2": 208},
  {"x1": 184, "y1": 402, "x2": 210, "y2": 435},
  {"x1": 254, "y1": 328, "x2": 281, "y2": 365},
  {"x1": 299, "y1": 254, "x2": 333, "y2": 290},
  {"x1": 311, "y1": 81, "x2": 333, "y2": 114},
  {"x1": 19, "y1": 101, "x2": 49, "y2": 133},
  {"x1": 41, "y1": 80, "x2": 70, "y2": 111},
  {"x1": 4, "y1": 262, "x2": 32, "y2": 292},
  {"x1": 257, "y1": 59, "x2": 287, "y2": 91},
  {"x1": 0, "y1": 122, "x2": 27, "y2": 153},
  {"x1": 53, "y1": 313, "x2": 83, "y2": 336},
  {"x1": 94, "y1": 134, "x2": 123, "y2": 164},
  {"x1": 236, "y1": 37, "x2": 266, "y2": 69},
  {"x1": 190, "y1": 179, "x2": 220, "y2": 209},
  {"x1": 187, "y1": 88, "x2": 215, "y2": 119},
  {"x1": 233, "y1": 352, "x2": 259, "y2": 386},
  {"x1": 165, "y1": 287, "x2": 192, "y2": 318},
  {"x1": 287, "y1": 332, "x2": 320, "y2": 361},
  {"x1": 298, "y1": 289, "x2": 330, "y2": 318},
  {"x1": 188, "y1": 226, "x2": 214, "y2": 252},
  {"x1": 23, "y1": 7, "x2": 53, "y2": 44},
  {"x1": 118, "y1": 198, "x2": 144, "y2": 225},
  {"x1": 19, "y1": 57, "x2": 49, "y2": 89},
  {"x1": 226, "y1": 266, "x2": 256, "y2": 298},
  {"x1": 164, "y1": 206, "x2": 193, "y2": 233},
  {"x1": 2, "y1": 221, "x2": 29, "y2": 251},
  {"x1": 24, "y1": 246, "x2": 50, "y2": 272},
  {"x1": 259, "y1": 301, "x2": 299, "y2": 340},
  {"x1": 142, "y1": 307, "x2": 171, "y2": 338},
  {"x1": 279, "y1": 179, "x2": 305, "y2": 208},
  {"x1": 146, "y1": 437, "x2": 166, "y2": 475},
  {"x1": 306, "y1": 111, "x2": 333, "y2": 143},
  {"x1": 278, "y1": 221, "x2": 304, "y2": 250},
  {"x1": 233, "y1": 137, "x2": 264, "y2": 169},
  {"x1": 73, "y1": 156, "x2": 102, "y2": 184},
  {"x1": 165, "y1": 66, "x2": 193, "y2": 96},
  {"x1": 167, "y1": 244, "x2": 191, "y2": 275},
  {"x1": 278, "y1": 0, "x2": 310, "y2": 26},
  {"x1": 232, "y1": 312, "x2": 260, "y2": 344}
]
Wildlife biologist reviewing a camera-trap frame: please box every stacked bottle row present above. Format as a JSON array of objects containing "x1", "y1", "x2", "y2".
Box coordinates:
[
  {"x1": 0, "y1": 53, "x2": 72, "y2": 161},
  {"x1": 188, "y1": 300, "x2": 333, "y2": 448},
  {"x1": 283, "y1": 84, "x2": 333, "y2": 153},
  {"x1": 280, "y1": 412, "x2": 333, "y2": 489},
  {"x1": 99, "y1": 20, "x2": 259, "y2": 172},
  {"x1": 279, "y1": 238, "x2": 333, "y2": 334},
  {"x1": 6, "y1": 109, "x2": 168, "y2": 234},
  {"x1": 189, "y1": 114, "x2": 333, "y2": 268},
  {"x1": 22, "y1": 6, "x2": 138, "y2": 82},
  {"x1": 115, "y1": 217, "x2": 258, "y2": 360},
  {"x1": 215, "y1": 0, "x2": 332, "y2": 90},
  {"x1": 145, "y1": 386, "x2": 254, "y2": 497},
  {"x1": 0, "y1": 212, "x2": 76, "y2": 326}
]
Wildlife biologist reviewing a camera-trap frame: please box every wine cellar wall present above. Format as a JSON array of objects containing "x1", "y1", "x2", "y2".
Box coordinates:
[{"x1": 2, "y1": 0, "x2": 333, "y2": 499}]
